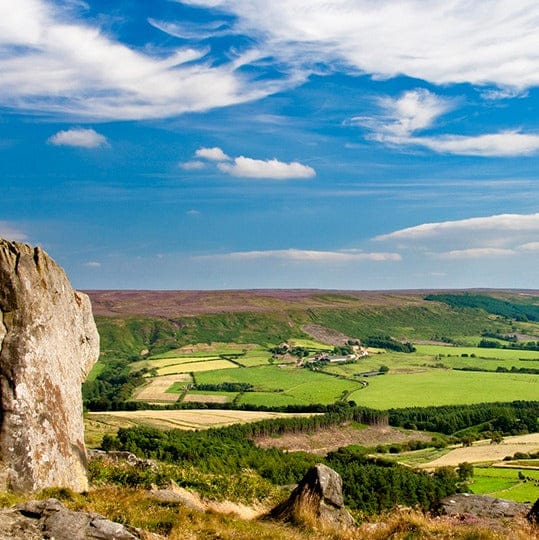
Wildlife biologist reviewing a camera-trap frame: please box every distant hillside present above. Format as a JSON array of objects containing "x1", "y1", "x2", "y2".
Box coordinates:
[
  {"x1": 86, "y1": 289, "x2": 538, "y2": 318},
  {"x1": 426, "y1": 292, "x2": 539, "y2": 321},
  {"x1": 86, "y1": 289, "x2": 539, "y2": 361}
]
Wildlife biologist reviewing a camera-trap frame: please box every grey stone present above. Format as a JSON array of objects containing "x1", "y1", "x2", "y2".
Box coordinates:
[
  {"x1": 268, "y1": 463, "x2": 355, "y2": 528},
  {"x1": 438, "y1": 493, "x2": 529, "y2": 519},
  {"x1": 0, "y1": 239, "x2": 100, "y2": 492},
  {"x1": 0, "y1": 498, "x2": 144, "y2": 540}
]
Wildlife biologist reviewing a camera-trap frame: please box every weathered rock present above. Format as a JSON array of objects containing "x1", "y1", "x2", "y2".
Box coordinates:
[
  {"x1": 0, "y1": 239, "x2": 99, "y2": 492},
  {"x1": 528, "y1": 498, "x2": 539, "y2": 524},
  {"x1": 147, "y1": 480, "x2": 206, "y2": 512},
  {"x1": 268, "y1": 463, "x2": 354, "y2": 528},
  {"x1": 438, "y1": 493, "x2": 529, "y2": 519},
  {"x1": 88, "y1": 450, "x2": 158, "y2": 471},
  {"x1": 0, "y1": 498, "x2": 155, "y2": 540}
]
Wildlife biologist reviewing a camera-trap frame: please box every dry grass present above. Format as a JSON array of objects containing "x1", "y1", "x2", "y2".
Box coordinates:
[
  {"x1": 20, "y1": 487, "x2": 539, "y2": 540},
  {"x1": 133, "y1": 375, "x2": 190, "y2": 402},
  {"x1": 182, "y1": 394, "x2": 230, "y2": 404},
  {"x1": 355, "y1": 508, "x2": 539, "y2": 540},
  {"x1": 86, "y1": 409, "x2": 317, "y2": 432}
]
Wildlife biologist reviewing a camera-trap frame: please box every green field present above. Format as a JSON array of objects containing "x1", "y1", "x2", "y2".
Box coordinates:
[
  {"x1": 348, "y1": 370, "x2": 539, "y2": 408},
  {"x1": 193, "y1": 365, "x2": 362, "y2": 405},
  {"x1": 288, "y1": 338, "x2": 331, "y2": 350},
  {"x1": 470, "y1": 466, "x2": 539, "y2": 503},
  {"x1": 415, "y1": 344, "x2": 539, "y2": 362},
  {"x1": 157, "y1": 359, "x2": 238, "y2": 375}
]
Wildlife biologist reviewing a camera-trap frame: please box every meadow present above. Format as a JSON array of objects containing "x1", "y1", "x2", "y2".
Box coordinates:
[{"x1": 470, "y1": 466, "x2": 539, "y2": 503}]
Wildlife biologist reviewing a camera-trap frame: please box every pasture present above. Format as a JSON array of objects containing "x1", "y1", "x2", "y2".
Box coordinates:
[
  {"x1": 193, "y1": 365, "x2": 363, "y2": 405},
  {"x1": 415, "y1": 344, "x2": 539, "y2": 363},
  {"x1": 124, "y1": 336, "x2": 539, "y2": 411},
  {"x1": 349, "y1": 370, "x2": 538, "y2": 408},
  {"x1": 470, "y1": 466, "x2": 539, "y2": 503},
  {"x1": 156, "y1": 359, "x2": 237, "y2": 375}
]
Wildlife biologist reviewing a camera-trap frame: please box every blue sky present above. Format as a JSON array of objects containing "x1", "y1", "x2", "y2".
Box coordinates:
[{"x1": 1, "y1": 0, "x2": 539, "y2": 290}]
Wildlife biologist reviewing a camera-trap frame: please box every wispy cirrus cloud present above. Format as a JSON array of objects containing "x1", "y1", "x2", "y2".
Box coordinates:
[
  {"x1": 3, "y1": 1, "x2": 539, "y2": 122},
  {"x1": 0, "y1": 0, "x2": 273, "y2": 120},
  {"x1": 48, "y1": 128, "x2": 107, "y2": 148},
  {"x1": 404, "y1": 132, "x2": 539, "y2": 157},
  {"x1": 195, "y1": 248, "x2": 401, "y2": 262},
  {"x1": 356, "y1": 89, "x2": 539, "y2": 157},
  {"x1": 181, "y1": 0, "x2": 539, "y2": 91},
  {"x1": 438, "y1": 248, "x2": 515, "y2": 259},
  {"x1": 351, "y1": 89, "x2": 454, "y2": 138}
]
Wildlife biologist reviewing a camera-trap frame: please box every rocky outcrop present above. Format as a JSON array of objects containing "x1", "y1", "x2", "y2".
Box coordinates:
[
  {"x1": 438, "y1": 493, "x2": 529, "y2": 519},
  {"x1": 528, "y1": 498, "x2": 539, "y2": 524},
  {"x1": 0, "y1": 498, "x2": 157, "y2": 540},
  {"x1": 268, "y1": 463, "x2": 354, "y2": 529},
  {"x1": 0, "y1": 240, "x2": 99, "y2": 492}
]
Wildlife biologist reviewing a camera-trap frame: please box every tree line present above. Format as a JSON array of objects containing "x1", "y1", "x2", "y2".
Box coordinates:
[{"x1": 388, "y1": 401, "x2": 539, "y2": 436}]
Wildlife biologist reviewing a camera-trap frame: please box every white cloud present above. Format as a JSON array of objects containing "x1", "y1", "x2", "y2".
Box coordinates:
[
  {"x1": 181, "y1": 0, "x2": 539, "y2": 91},
  {"x1": 48, "y1": 127, "x2": 107, "y2": 148},
  {"x1": 352, "y1": 89, "x2": 453, "y2": 138},
  {"x1": 196, "y1": 248, "x2": 401, "y2": 262},
  {"x1": 519, "y1": 242, "x2": 539, "y2": 252},
  {"x1": 83, "y1": 261, "x2": 101, "y2": 268},
  {"x1": 438, "y1": 248, "x2": 515, "y2": 259},
  {"x1": 195, "y1": 147, "x2": 230, "y2": 161},
  {"x1": 0, "y1": 0, "x2": 268, "y2": 120},
  {"x1": 357, "y1": 90, "x2": 539, "y2": 157},
  {"x1": 375, "y1": 213, "x2": 539, "y2": 263},
  {"x1": 180, "y1": 160, "x2": 206, "y2": 170},
  {"x1": 218, "y1": 156, "x2": 315, "y2": 179},
  {"x1": 375, "y1": 213, "x2": 539, "y2": 242},
  {"x1": 0, "y1": 222, "x2": 28, "y2": 242},
  {"x1": 404, "y1": 131, "x2": 539, "y2": 157},
  {"x1": 186, "y1": 209, "x2": 201, "y2": 216},
  {"x1": 4, "y1": 1, "x2": 539, "y2": 120}
]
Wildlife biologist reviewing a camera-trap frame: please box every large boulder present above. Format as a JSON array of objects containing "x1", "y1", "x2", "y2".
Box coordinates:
[
  {"x1": 0, "y1": 498, "x2": 155, "y2": 540},
  {"x1": 0, "y1": 240, "x2": 99, "y2": 492},
  {"x1": 438, "y1": 493, "x2": 529, "y2": 519},
  {"x1": 268, "y1": 463, "x2": 354, "y2": 529}
]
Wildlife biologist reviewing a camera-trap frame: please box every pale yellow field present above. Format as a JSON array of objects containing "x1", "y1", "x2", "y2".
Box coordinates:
[
  {"x1": 87, "y1": 409, "x2": 317, "y2": 431},
  {"x1": 420, "y1": 433, "x2": 539, "y2": 468},
  {"x1": 134, "y1": 356, "x2": 221, "y2": 371},
  {"x1": 183, "y1": 393, "x2": 230, "y2": 404},
  {"x1": 157, "y1": 359, "x2": 237, "y2": 375},
  {"x1": 133, "y1": 374, "x2": 191, "y2": 402}
]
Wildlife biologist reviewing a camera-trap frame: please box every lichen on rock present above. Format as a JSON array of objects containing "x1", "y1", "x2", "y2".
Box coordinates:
[{"x1": 0, "y1": 239, "x2": 99, "y2": 492}]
